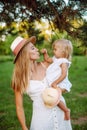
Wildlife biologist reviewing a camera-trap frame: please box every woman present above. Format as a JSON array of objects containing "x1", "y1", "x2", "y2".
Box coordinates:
[{"x1": 10, "y1": 36, "x2": 72, "y2": 130}]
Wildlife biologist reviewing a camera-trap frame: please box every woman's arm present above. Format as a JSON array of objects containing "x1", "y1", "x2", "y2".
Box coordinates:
[{"x1": 14, "y1": 90, "x2": 28, "y2": 130}]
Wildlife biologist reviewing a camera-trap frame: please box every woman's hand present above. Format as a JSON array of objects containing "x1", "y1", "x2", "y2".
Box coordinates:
[
  {"x1": 51, "y1": 82, "x2": 62, "y2": 93},
  {"x1": 51, "y1": 82, "x2": 58, "y2": 89},
  {"x1": 22, "y1": 128, "x2": 28, "y2": 130},
  {"x1": 22, "y1": 126, "x2": 28, "y2": 130}
]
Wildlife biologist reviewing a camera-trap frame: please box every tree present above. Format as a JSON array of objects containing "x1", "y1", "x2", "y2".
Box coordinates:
[
  {"x1": 0, "y1": 0, "x2": 86, "y2": 34},
  {"x1": 76, "y1": 21, "x2": 87, "y2": 55},
  {"x1": 0, "y1": 0, "x2": 87, "y2": 55}
]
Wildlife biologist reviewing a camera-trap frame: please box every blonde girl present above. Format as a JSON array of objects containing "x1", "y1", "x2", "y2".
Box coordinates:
[{"x1": 41, "y1": 39, "x2": 73, "y2": 120}]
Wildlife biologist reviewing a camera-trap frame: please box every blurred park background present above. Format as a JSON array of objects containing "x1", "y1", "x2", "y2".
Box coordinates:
[{"x1": 0, "y1": 0, "x2": 87, "y2": 130}]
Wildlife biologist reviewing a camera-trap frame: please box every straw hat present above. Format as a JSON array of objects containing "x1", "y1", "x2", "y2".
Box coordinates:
[
  {"x1": 10, "y1": 36, "x2": 36, "y2": 63},
  {"x1": 42, "y1": 87, "x2": 61, "y2": 108}
]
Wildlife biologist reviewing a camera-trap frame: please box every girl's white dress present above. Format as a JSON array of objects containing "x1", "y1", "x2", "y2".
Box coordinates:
[
  {"x1": 46, "y1": 57, "x2": 72, "y2": 92},
  {"x1": 26, "y1": 78, "x2": 72, "y2": 130}
]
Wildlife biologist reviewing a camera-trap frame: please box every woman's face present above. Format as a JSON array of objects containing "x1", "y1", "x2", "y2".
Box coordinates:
[{"x1": 27, "y1": 42, "x2": 40, "y2": 60}]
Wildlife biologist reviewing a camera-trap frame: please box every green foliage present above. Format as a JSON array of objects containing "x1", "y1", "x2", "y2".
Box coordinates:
[
  {"x1": 0, "y1": 29, "x2": 86, "y2": 56},
  {"x1": 0, "y1": 35, "x2": 17, "y2": 55},
  {"x1": 0, "y1": 55, "x2": 13, "y2": 62},
  {"x1": 37, "y1": 30, "x2": 86, "y2": 56}
]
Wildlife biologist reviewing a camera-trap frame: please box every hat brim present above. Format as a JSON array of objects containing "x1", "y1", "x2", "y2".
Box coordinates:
[{"x1": 14, "y1": 36, "x2": 36, "y2": 63}]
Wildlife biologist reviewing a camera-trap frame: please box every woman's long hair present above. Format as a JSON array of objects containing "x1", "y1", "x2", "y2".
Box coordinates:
[{"x1": 11, "y1": 44, "x2": 30, "y2": 93}]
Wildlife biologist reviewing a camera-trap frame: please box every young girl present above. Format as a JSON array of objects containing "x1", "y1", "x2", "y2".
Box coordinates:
[{"x1": 41, "y1": 39, "x2": 73, "y2": 120}]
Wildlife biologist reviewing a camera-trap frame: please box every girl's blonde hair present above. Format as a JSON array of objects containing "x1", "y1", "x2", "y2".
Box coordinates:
[
  {"x1": 52, "y1": 39, "x2": 73, "y2": 61},
  {"x1": 11, "y1": 44, "x2": 30, "y2": 93}
]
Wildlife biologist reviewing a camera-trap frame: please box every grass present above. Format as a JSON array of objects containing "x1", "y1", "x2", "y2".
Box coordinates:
[{"x1": 0, "y1": 56, "x2": 87, "y2": 130}]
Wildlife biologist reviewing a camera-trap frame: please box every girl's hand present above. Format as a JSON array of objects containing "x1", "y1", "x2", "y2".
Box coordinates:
[{"x1": 40, "y1": 48, "x2": 47, "y2": 54}]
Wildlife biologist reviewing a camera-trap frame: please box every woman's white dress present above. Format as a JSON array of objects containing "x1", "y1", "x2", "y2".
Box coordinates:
[{"x1": 26, "y1": 78, "x2": 72, "y2": 130}]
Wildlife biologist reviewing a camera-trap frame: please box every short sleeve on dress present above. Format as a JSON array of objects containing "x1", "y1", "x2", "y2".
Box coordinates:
[{"x1": 55, "y1": 58, "x2": 71, "y2": 68}]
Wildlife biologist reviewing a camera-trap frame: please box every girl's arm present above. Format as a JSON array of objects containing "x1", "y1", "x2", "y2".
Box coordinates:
[
  {"x1": 14, "y1": 90, "x2": 28, "y2": 130},
  {"x1": 41, "y1": 48, "x2": 53, "y2": 63},
  {"x1": 51, "y1": 63, "x2": 68, "y2": 89}
]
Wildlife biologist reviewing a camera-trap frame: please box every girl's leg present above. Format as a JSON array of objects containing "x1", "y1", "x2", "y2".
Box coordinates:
[{"x1": 57, "y1": 100, "x2": 70, "y2": 120}]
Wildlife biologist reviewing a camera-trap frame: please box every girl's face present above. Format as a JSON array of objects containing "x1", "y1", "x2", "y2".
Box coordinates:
[
  {"x1": 27, "y1": 42, "x2": 40, "y2": 60},
  {"x1": 53, "y1": 44, "x2": 64, "y2": 58}
]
